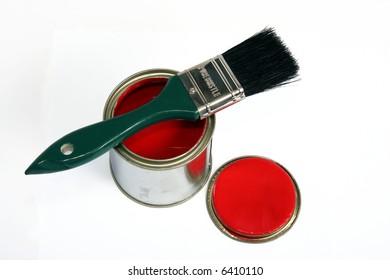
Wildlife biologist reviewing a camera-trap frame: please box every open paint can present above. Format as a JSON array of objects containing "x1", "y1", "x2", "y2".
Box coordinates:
[{"x1": 103, "y1": 69, "x2": 215, "y2": 207}]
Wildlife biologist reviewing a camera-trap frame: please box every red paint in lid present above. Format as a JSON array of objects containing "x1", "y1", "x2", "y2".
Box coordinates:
[
  {"x1": 113, "y1": 77, "x2": 207, "y2": 160},
  {"x1": 208, "y1": 156, "x2": 300, "y2": 242}
]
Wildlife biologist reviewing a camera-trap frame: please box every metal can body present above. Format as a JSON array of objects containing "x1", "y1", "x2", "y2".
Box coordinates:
[{"x1": 104, "y1": 69, "x2": 215, "y2": 207}]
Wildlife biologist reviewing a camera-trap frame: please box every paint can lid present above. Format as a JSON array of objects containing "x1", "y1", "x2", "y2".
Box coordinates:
[{"x1": 206, "y1": 156, "x2": 300, "y2": 243}]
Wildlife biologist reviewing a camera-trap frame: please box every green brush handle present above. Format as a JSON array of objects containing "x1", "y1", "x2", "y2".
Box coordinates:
[{"x1": 25, "y1": 76, "x2": 199, "y2": 174}]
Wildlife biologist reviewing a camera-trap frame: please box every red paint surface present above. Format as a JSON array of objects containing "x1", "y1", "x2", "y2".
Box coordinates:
[
  {"x1": 212, "y1": 157, "x2": 297, "y2": 237},
  {"x1": 113, "y1": 78, "x2": 206, "y2": 160}
]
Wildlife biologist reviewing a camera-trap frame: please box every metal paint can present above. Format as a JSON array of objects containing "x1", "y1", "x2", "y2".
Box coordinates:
[{"x1": 103, "y1": 69, "x2": 215, "y2": 207}]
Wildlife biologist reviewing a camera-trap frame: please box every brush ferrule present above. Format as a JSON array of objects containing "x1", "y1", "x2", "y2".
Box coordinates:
[{"x1": 178, "y1": 55, "x2": 245, "y2": 119}]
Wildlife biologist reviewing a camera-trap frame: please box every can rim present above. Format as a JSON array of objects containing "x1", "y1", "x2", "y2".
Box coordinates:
[
  {"x1": 206, "y1": 155, "x2": 301, "y2": 243},
  {"x1": 103, "y1": 69, "x2": 215, "y2": 170}
]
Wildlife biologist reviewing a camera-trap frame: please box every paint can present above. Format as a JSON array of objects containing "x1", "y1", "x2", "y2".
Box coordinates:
[{"x1": 103, "y1": 69, "x2": 215, "y2": 207}]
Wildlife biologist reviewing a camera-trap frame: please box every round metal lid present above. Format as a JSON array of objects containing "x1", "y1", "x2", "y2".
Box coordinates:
[{"x1": 206, "y1": 156, "x2": 300, "y2": 243}]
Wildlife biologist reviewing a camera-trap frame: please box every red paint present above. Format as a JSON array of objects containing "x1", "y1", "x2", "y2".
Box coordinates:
[
  {"x1": 113, "y1": 78, "x2": 206, "y2": 160},
  {"x1": 212, "y1": 157, "x2": 297, "y2": 237}
]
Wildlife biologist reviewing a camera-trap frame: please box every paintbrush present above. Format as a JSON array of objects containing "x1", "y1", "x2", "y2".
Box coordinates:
[{"x1": 25, "y1": 28, "x2": 299, "y2": 175}]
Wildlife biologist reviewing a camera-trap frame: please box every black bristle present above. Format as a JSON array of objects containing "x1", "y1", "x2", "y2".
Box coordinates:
[{"x1": 222, "y1": 28, "x2": 299, "y2": 96}]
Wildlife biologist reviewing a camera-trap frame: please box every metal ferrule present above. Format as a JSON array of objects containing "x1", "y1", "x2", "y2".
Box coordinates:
[{"x1": 178, "y1": 55, "x2": 245, "y2": 119}]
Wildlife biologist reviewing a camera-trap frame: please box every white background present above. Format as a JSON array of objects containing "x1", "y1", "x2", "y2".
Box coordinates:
[{"x1": 1, "y1": 0, "x2": 390, "y2": 273}]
